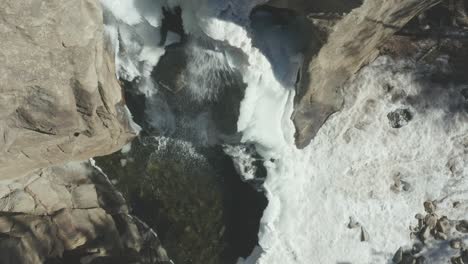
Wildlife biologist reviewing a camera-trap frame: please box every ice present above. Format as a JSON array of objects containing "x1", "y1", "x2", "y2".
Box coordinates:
[
  {"x1": 122, "y1": 105, "x2": 142, "y2": 134},
  {"x1": 100, "y1": 0, "x2": 142, "y2": 25},
  {"x1": 182, "y1": 41, "x2": 236, "y2": 102},
  {"x1": 121, "y1": 142, "x2": 132, "y2": 154},
  {"x1": 224, "y1": 145, "x2": 259, "y2": 181},
  {"x1": 101, "y1": 0, "x2": 168, "y2": 96}
]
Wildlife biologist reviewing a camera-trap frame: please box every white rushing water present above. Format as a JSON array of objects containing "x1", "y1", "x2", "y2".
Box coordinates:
[{"x1": 101, "y1": 1, "x2": 468, "y2": 263}]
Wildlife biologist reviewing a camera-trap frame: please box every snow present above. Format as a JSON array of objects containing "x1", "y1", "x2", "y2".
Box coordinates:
[
  {"x1": 100, "y1": 0, "x2": 143, "y2": 25},
  {"x1": 121, "y1": 142, "x2": 132, "y2": 154},
  {"x1": 223, "y1": 144, "x2": 259, "y2": 181},
  {"x1": 123, "y1": 105, "x2": 142, "y2": 134},
  {"x1": 240, "y1": 57, "x2": 468, "y2": 264},
  {"x1": 101, "y1": 1, "x2": 468, "y2": 263},
  {"x1": 101, "y1": 0, "x2": 168, "y2": 96}
]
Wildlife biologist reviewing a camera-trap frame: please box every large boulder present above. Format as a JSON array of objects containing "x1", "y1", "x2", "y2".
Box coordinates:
[
  {"x1": 0, "y1": 161, "x2": 171, "y2": 264},
  {"x1": 0, "y1": 0, "x2": 137, "y2": 178}
]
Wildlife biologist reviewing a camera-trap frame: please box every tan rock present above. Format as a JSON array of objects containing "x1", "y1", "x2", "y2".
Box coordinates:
[
  {"x1": 0, "y1": 190, "x2": 37, "y2": 214},
  {"x1": 292, "y1": 0, "x2": 440, "y2": 148},
  {"x1": 360, "y1": 226, "x2": 370, "y2": 242},
  {"x1": 0, "y1": 151, "x2": 168, "y2": 262},
  {"x1": 0, "y1": 0, "x2": 137, "y2": 179},
  {"x1": 436, "y1": 216, "x2": 451, "y2": 234},
  {"x1": 26, "y1": 177, "x2": 72, "y2": 214},
  {"x1": 424, "y1": 200, "x2": 437, "y2": 214},
  {"x1": 53, "y1": 208, "x2": 114, "y2": 250},
  {"x1": 424, "y1": 213, "x2": 438, "y2": 229},
  {"x1": 71, "y1": 184, "x2": 99, "y2": 209}
]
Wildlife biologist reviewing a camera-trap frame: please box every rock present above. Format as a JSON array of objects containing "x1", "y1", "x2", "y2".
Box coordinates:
[
  {"x1": 0, "y1": 162, "x2": 171, "y2": 264},
  {"x1": 347, "y1": 216, "x2": 360, "y2": 229},
  {"x1": 402, "y1": 181, "x2": 413, "y2": 192},
  {"x1": 456, "y1": 220, "x2": 468, "y2": 233},
  {"x1": 71, "y1": 184, "x2": 99, "y2": 209},
  {"x1": 292, "y1": 0, "x2": 439, "y2": 148},
  {"x1": 434, "y1": 231, "x2": 448, "y2": 240},
  {"x1": 0, "y1": 0, "x2": 137, "y2": 179},
  {"x1": 0, "y1": 190, "x2": 36, "y2": 214},
  {"x1": 424, "y1": 200, "x2": 437, "y2": 214},
  {"x1": 53, "y1": 209, "x2": 98, "y2": 250},
  {"x1": 360, "y1": 226, "x2": 370, "y2": 242},
  {"x1": 424, "y1": 213, "x2": 438, "y2": 229},
  {"x1": 112, "y1": 214, "x2": 143, "y2": 252},
  {"x1": 436, "y1": 216, "x2": 452, "y2": 234},
  {"x1": 415, "y1": 213, "x2": 425, "y2": 220},
  {"x1": 26, "y1": 177, "x2": 73, "y2": 214},
  {"x1": 450, "y1": 239, "x2": 463, "y2": 249},
  {"x1": 421, "y1": 226, "x2": 432, "y2": 241},
  {"x1": 393, "y1": 247, "x2": 403, "y2": 263},
  {"x1": 415, "y1": 256, "x2": 426, "y2": 264},
  {"x1": 462, "y1": 249, "x2": 468, "y2": 263},
  {"x1": 391, "y1": 249, "x2": 416, "y2": 264},
  {"x1": 451, "y1": 256, "x2": 465, "y2": 264},
  {"x1": 412, "y1": 243, "x2": 424, "y2": 255},
  {"x1": 391, "y1": 174, "x2": 414, "y2": 193},
  {"x1": 391, "y1": 174, "x2": 403, "y2": 193},
  {"x1": 387, "y1": 108, "x2": 413, "y2": 128},
  {"x1": 401, "y1": 252, "x2": 415, "y2": 264}
]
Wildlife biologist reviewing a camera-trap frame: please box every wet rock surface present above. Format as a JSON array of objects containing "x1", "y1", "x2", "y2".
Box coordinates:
[{"x1": 0, "y1": 162, "x2": 170, "y2": 264}]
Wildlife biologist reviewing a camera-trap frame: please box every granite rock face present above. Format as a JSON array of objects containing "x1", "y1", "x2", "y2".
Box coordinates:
[
  {"x1": 0, "y1": 162, "x2": 171, "y2": 264},
  {"x1": 0, "y1": 0, "x2": 137, "y2": 179},
  {"x1": 292, "y1": 0, "x2": 440, "y2": 148}
]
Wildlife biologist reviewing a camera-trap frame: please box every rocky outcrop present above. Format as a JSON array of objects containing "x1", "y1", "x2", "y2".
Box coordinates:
[
  {"x1": 0, "y1": 161, "x2": 171, "y2": 264},
  {"x1": 0, "y1": 0, "x2": 137, "y2": 179},
  {"x1": 391, "y1": 201, "x2": 468, "y2": 264},
  {"x1": 292, "y1": 0, "x2": 440, "y2": 148}
]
